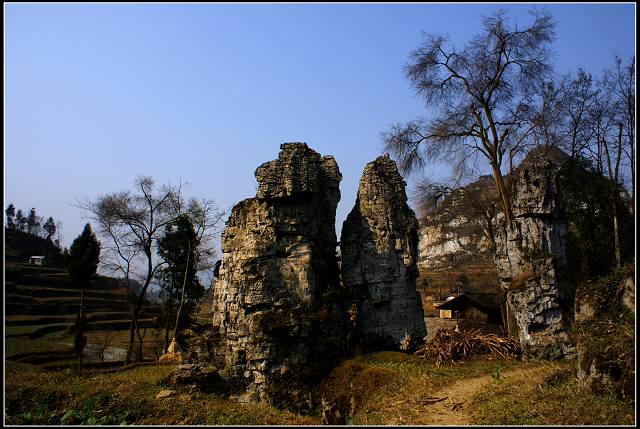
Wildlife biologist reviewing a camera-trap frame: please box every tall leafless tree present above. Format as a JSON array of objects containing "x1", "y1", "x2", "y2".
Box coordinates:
[
  {"x1": 605, "y1": 55, "x2": 635, "y2": 214},
  {"x1": 77, "y1": 176, "x2": 179, "y2": 363},
  {"x1": 382, "y1": 10, "x2": 556, "y2": 224}
]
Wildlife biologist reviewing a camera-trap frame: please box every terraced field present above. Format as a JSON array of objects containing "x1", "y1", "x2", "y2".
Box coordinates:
[{"x1": 5, "y1": 262, "x2": 164, "y2": 368}]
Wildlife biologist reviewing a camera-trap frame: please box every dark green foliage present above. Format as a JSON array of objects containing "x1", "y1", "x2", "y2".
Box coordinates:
[
  {"x1": 575, "y1": 263, "x2": 634, "y2": 321},
  {"x1": 67, "y1": 223, "x2": 101, "y2": 370},
  {"x1": 157, "y1": 215, "x2": 205, "y2": 343},
  {"x1": 27, "y1": 207, "x2": 42, "y2": 236},
  {"x1": 16, "y1": 209, "x2": 27, "y2": 232},
  {"x1": 4, "y1": 227, "x2": 68, "y2": 268},
  {"x1": 6, "y1": 202, "x2": 16, "y2": 229},
  {"x1": 68, "y1": 224, "x2": 101, "y2": 287},
  {"x1": 560, "y1": 157, "x2": 634, "y2": 283},
  {"x1": 43, "y1": 216, "x2": 56, "y2": 240}
]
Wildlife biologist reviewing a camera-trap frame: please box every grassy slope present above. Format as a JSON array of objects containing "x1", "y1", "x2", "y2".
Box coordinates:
[
  {"x1": 6, "y1": 351, "x2": 633, "y2": 425},
  {"x1": 470, "y1": 359, "x2": 635, "y2": 425},
  {"x1": 5, "y1": 262, "x2": 164, "y2": 364}
]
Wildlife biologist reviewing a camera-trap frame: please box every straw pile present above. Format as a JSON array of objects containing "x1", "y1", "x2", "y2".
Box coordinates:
[{"x1": 414, "y1": 328, "x2": 521, "y2": 366}]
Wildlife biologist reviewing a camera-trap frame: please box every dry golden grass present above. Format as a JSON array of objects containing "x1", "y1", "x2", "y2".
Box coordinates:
[
  {"x1": 415, "y1": 328, "x2": 521, "y2": 366},
  {"x1": 470, "y1": 360, "x2": 635, "y2": 425}
]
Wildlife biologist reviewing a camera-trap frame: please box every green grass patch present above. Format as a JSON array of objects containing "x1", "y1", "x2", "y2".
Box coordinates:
[
  {"x1": 470, "y1": 360, "x2": 634, "y2": 425},
  {"x1": 5, "y1": 337, "x2": 72, "y2": 357},
  {"x1": 4, "y1": 362, "x2": 317, "y2": 425}
]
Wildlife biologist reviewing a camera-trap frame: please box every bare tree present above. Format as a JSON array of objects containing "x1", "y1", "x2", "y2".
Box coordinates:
[
  {"x1": 558, "y1": 69, "x2": 599, "y2": 160},
  {"x1": 382, "y1": 10, "x2": 556, "y2": 224},
  {"x1": 603, "y1": 123, "x2": 625, "y2": 268},
  {"x1": 415, "y1": 175, "x2": 499, "y2": 257},
  {"x1": 585, "y1": 75, "x2": 627, "y2": 268},
  {"x1": 605, "y1": 55, "x2": 635, "y2": 214},
  {"x1": 86, "y1": 332, "x2": 115, "y2": 365},
  {"x1": 77, "y1": 176, "x2": 179, "y2": 363}
]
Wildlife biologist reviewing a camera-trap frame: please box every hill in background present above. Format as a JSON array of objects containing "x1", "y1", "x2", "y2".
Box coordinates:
[{"x1": 4, "y1": 228, "x2": 164, "y2": 369}]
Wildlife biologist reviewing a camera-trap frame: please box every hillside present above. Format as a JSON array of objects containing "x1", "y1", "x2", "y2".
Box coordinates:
[
  {"x1": 4, "y1": 230, "x2": 164, "y2": 369},
  {"x1": 4, "y1": 228, "x2": 67, "y2": 268},
  {"x1": 415, "y1": 175, "x2": 502, "y2": 323}
]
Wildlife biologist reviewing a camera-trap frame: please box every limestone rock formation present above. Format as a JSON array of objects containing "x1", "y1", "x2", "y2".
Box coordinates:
[
  {"x1": 493, "y1": 154, "x2": 574, "y2": 360},
  {"x1": 341, "y1": 155, "x2": 426, "y2": 351},
  {"x1": 417, "y1": 175, "x2": 496, "y2": 271},
  {"x1": 212, "y1": 143, "x2": 349, "y2": 407},
  {"x1": 573, "y1": 265, "x2": 635, "y2": 399}
]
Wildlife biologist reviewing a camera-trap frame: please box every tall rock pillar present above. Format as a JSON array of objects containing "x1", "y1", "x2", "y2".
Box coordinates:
[
  {"x1": 212, "y1": 143, "x2": 348, "y2": 407},
  {"x1": 494, "y1": 154, "x2": 575, "y2": 360},
  {"x1": 341, "y1": 155, "x2": 426, "y2": 351}
]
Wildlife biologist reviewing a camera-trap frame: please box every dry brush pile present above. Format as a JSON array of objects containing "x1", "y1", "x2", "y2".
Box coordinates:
[{"x1": 415, "y1": 329, "x2": 521, "y2": 366}]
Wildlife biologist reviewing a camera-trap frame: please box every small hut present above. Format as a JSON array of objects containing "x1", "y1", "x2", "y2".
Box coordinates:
[
  {"x1": 435, "y1": 292, "x2": 503, "y2": 325},
  {"x1": 29, "y1": 256, "x2": 45, "y2": 266}
]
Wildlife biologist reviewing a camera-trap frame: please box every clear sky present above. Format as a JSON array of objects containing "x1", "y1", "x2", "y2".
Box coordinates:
[{"x1": 4, "y1": 3, "x2": 636, "y2": 253}]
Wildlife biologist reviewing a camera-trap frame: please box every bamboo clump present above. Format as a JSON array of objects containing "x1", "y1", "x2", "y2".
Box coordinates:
[{"x1": 414, "y1": 328, "x2": 521, "y2": 366}]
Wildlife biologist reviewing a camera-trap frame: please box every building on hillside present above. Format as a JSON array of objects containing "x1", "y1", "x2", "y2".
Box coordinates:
[
  {"x1": 434, "y1": 292, "x2": 503, "y2": 326},
  {"x1": 29, "y1": 255, "x2": 45, "y2": 266}
]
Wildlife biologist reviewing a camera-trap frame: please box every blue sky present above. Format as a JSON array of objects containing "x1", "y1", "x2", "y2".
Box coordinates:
[{"x1": 4, "y1": 3, "x2": 636, "y2": 252}]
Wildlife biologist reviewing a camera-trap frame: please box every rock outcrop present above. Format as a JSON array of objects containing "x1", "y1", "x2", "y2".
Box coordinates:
[
  {"x1": 212, "y1": 143, "x2": 349, "y2": 407},
  {"x1": 417, "y1": 175, "x2": 496, "y2": 271},
  {"x1": 573, "y1": 265, "x2": 635, "y2": 399},
  {"x1": 493, "y1": 153, "x2": 574, "y2": 360},
  {"x1": 341, "y1": 155, "x2": 426, "y2": 351}
]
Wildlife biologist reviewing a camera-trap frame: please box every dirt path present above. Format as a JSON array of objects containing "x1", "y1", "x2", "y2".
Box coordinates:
[{"x1": 413, "y1": 366, "x2": 551, "y2": 425}]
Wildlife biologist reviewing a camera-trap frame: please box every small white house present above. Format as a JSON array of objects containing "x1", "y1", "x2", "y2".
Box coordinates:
[{"x1": 29, "y1": 256, "x2": 45, "y2": 266}]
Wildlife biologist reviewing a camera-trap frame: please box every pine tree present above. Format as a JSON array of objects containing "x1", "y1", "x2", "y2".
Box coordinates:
[
  {"x1": 26, "y1": 207, "x2": 41, "y2": 236},
  {"x1": 5, "y1": 203, "x2": 16, "y2": 229},
  {"x1": 43, "y1": 217, "x2": 57, "y2": 240},
  {"x1": 68, "y1": 223, "x2": 101, "y2": 372},
  {"x1": 157, "y1": 214, "x2": 204, "y2": 350},
  {"x1": 15, "y1": 209, "x2": 27, "y2": 232}
]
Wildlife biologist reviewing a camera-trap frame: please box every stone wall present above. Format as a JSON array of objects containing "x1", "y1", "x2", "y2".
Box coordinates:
[
  {"x1": 493, "y1": 154, "x2": 574, "y2": 360},
  {"x1": 212, "y1": 143, "x2": 349, "y2": 407},
  {"x1": 341, "y1": 155, "x2": 426, "y2": 351}
]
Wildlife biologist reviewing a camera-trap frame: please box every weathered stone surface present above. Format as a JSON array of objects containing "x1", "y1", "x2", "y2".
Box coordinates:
[
  {"x1": 169, "y1": 330, "x2": 226, "y2": 388},
  {"x1": 173, "y1": 363, "x2": 220, "y2": 385},
  {"x1": 417, "y1": 175, "x2": 496, "y2": 271},
  {"x1": 341, "y1": 155, "x2": 426, "y2": 351},
  {"x1": 622, "y1": 276, "x2": 635, "y2": 314},
  {"x1": 493, "y1": 154, "x2": 574, "y2": 360},
  {"x1": 155, "y1": 389, "x2": 175, "y2": 399},
  {"x1": 212, "y1": 143, "x2": 349, "y2": 407},
  {"x1": 574, "y1": 266, "x2": 635, "y2": 399}
]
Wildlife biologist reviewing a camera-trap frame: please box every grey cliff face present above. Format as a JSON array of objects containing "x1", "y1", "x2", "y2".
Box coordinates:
[
  {"x1": 494, "y1": 155, "x2": 574, "y2": 360},
  {"x1": 341, "y1": 156, "x2": 427, "y2": 352},
  {"x1": 212, "y1": 143, "x2": 348, "y2": 407}
]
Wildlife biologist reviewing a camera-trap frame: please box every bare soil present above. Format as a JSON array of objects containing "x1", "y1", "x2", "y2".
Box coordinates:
[{"x1": 416, "y1": 366, "x2": 552, "y2": 425}]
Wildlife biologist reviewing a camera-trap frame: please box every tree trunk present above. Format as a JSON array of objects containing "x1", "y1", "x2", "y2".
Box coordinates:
[
  {"x1": 125, "y1": 316, "x2": 136, "y2": 364},
  {"x1": 491, "y1": 162, "x2": 513, "y2": 224},
  {"x1": 163, "y1": 304, "x2": 172, "y2": 354},
  {"x1": 603, "y1": 125, "x2": 624, "y2": 268},
  {"x1": 77, "y1": 286, "x2": 85, "y2": 372},
  {"x1": 172, "y1": 242, "x2": 191, "y2": 344},
  {"x1": 612, "y1": 199, "x2": 621, "y2": 267}
]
